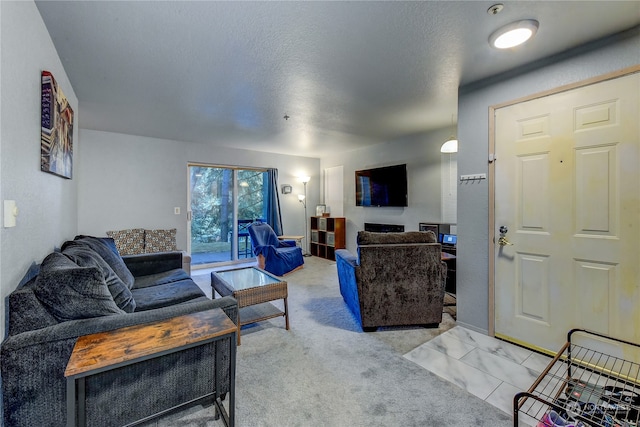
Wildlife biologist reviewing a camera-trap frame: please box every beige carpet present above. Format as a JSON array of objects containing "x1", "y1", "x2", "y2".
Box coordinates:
[{"x1": 148, "y1": 256, "x2": 511, "y2": 427}]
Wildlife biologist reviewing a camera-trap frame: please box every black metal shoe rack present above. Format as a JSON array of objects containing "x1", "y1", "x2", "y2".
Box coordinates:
[{"x1": 514, "y1": 329, "x2": 640, "y2": 427}]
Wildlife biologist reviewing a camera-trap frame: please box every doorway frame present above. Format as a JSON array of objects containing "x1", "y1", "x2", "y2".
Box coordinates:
[{"x1": 487, "y1": 65, "x2": 640, "y2": 339}]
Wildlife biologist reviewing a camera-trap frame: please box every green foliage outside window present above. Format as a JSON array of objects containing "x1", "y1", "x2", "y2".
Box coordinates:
[{"x1": 190, "y1": 166, "x2": 266, "y2": 245}]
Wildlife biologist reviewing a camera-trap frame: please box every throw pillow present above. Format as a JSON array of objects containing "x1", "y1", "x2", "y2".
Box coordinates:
[
  {"x1": 144, "y1": 229, "x2": 178, "y2": 253},
  {"x1": 33, "y1": 252, "x2": 124, "y2": 321},
  {"x1": 66, "y1": 236, "x2": 135, "y2": 289},
  {"x1": 106, "y1": 228, "x2": 145, "y2": 255},
  {"x1": 62, "y1": 242, "x2": 136, "y2": 313}
]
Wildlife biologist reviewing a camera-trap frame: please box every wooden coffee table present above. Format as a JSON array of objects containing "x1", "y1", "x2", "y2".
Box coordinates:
[{"x1": 211, "y1": 266, "x2": 289, "y2": 345}]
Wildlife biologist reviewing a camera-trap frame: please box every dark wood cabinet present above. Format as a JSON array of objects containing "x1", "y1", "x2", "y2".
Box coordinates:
[{"x1": 310, "y1": 217, "x2": 345, "y2": 261}]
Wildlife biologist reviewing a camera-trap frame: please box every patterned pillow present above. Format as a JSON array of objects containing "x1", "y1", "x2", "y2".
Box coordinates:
[
  {"x1": 144, "y1": 229, "x2": 178, "y2": 253},
  {"x1": 106, "y1": 229, "x2": 145, "y2": 255}
]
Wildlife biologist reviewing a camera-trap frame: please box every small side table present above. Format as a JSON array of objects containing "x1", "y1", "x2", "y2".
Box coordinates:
[
  {"x1": 65, "y1": 308, "x2": 237, "y2": 427},
  {"x1": 212, "y1": 266, "x2": 289, "y2": 345},
  {"x1": 278, "y1": 235, "x2": 304, "y2": 247}
]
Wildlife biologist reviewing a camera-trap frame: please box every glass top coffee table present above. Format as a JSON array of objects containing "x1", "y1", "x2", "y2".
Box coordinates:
[{"x1": 211, "y1": 266, "x2": 289, "y2": 345}]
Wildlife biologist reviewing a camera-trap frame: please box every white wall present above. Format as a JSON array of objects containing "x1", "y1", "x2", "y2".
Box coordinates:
[
  {"x1": 321, "y1": 128, "x2": 449, "y2": 252},
  {"x1": 456, "y1": 28, "x2": 640, "y2": 334},
  {"x1": 0, "y1": 1, "x2": 79, "y2": 339},
  {"x1": 77, "y1": 130, "x2": 320, "y2": 251}
]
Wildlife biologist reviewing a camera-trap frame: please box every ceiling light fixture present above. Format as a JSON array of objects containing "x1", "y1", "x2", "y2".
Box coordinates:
[
  {"x1": 441, "y1": 114, "x2": 458, "y2": 154},
  {"x1": 440, "y1": 138, "x2": 458, "y2": 154},
  {"x1": 487, "y1": 4, "x2": 504, "y2": 15},
  {"x1": 489, "y1": 19, "x2": 539, "y2": 49}
]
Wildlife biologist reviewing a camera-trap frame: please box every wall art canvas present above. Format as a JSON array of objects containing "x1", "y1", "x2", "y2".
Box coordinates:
[{"x1": 41, "y1": 70, "x2": 74, "y2": 179}]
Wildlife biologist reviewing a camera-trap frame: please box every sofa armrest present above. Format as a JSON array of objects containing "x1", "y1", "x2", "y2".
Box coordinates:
[
  {"x1": 2, "y1": 296, "x2": 237, "y2": 352},
  {"x1": 335, "y1": 249, "x2": 362, "y2": 324},
  {"x1": 181, "y1": 250, "x2": 192, "y2": 275},
  {"x1": 123, "y1": 251, "x2": 183, "y2": 277},
  {"x1": 335, "y1": 249, "x2": 357, "y2": 267}
]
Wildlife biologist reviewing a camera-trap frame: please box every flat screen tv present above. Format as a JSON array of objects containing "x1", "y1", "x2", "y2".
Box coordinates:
[{"x1": 355, "y1": 164, "x2": 407, "y2": 207}]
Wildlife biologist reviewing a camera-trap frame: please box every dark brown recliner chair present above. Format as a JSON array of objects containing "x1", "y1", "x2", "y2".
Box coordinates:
[{"x1": 336, "y1": 231, "x2": 446, "y2": 331}]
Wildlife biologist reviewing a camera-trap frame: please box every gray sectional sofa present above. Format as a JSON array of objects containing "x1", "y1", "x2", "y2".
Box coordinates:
[{"x1": 1, "y1": 235, "x2": 237, "y2": 427}]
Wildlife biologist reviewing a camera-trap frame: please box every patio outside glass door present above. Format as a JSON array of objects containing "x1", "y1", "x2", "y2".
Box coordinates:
[{"x1": 188, "y1": 165, "x2": 266, "y2": 267}]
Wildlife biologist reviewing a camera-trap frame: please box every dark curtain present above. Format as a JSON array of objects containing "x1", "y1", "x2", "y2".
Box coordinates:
[{"x1": 265, "y1": 169, "x2": 283, "y2": 235}]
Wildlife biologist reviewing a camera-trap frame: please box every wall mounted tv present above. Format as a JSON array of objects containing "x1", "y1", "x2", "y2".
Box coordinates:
[{"x1": 355, "y1": 164, "x2": 408, "y2": 207}]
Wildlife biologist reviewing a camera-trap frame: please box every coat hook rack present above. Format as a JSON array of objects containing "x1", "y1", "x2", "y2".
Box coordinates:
[{"x1": 460, "y1": 174, "x2": 487, "y2": 183}]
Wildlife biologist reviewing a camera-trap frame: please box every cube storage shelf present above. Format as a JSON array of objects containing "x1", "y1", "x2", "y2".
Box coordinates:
[
  {"x1": 514, "y1": 329, "x2": 640, "y2": 427},
  {"x1": 310, "y1": 216, "x2": 345, "y2": 261}
]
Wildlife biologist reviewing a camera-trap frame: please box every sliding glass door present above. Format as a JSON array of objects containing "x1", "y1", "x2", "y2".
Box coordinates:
[{"x1": 188, "y1": 164, "x2": 267, "y2": 267}]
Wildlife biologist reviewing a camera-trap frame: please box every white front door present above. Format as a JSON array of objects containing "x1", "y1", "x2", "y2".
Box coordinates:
[{"x1": 494, "y1": 72, "x2": 640, "y2": 355}]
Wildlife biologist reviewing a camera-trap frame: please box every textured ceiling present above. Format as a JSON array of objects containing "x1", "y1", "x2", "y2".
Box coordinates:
[{"x1": 36, "y1": 1, "x2": 640, "y2": 157}]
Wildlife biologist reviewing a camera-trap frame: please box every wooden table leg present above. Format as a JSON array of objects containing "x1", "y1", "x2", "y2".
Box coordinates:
[{"x1": 236, "y1": 311, "x2": 242, "y2": 346}]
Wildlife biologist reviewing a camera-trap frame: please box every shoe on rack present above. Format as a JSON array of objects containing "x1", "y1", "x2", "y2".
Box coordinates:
[
  {"x1": 536, "y1": 410, "x2": 585, "y2": 427},
  {"x1": 602, "y1": 385, "x2": 640, "y2": 408}
]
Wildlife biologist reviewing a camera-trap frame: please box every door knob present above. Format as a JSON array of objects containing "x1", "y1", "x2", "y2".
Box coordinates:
[{"x1": 498, "y1": 236, "x2": 513, "y2": 246}]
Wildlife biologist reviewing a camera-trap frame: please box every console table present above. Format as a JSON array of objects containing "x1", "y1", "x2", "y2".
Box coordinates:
[{"x1": 65, "y1": 308, "x2": 237, "y2": 427}]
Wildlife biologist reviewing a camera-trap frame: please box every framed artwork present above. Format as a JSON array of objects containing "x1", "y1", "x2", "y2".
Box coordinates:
[
  {"x1": 316, "y1": 204, "x2": 326, "y2": 216},
  {"x1": 41, "y1": 70, "x2": 74, "y2": 179}
]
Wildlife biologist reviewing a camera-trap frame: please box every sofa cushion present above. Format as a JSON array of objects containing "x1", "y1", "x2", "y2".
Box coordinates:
[
  {"x1": 106, "y1": 228, "x2": 145, "y2": 255},
  {"x1": 144, "y1": 229, "x2": 178, "y2": 253},
  {"x1": 131, "y1": 279, "x2": 205, "y2": 311},
  {"x1": 62, "y1": 243, "x2": 136, "y2": 312},
  {"x1": 132, "y1": 268, "x2": 191, "y2": 289},
  {"x1": 70, "y1": 236, "x2": 135, "y2": 289},
  {"x1": 33, "y1": 252, "x2": 124, "y2": 321}
]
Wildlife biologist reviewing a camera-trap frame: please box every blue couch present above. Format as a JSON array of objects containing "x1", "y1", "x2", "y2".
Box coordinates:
[{"x1": 1, "y1": 235, "x2": 237, "y2": 427}]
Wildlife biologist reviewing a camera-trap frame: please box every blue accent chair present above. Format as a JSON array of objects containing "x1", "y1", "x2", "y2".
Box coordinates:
[{"x1": 247, "y1": 222, "x2": 304, "y2": 276}]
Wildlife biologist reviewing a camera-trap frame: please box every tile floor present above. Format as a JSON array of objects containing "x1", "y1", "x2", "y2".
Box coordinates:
[{"x1": 404, "y1": 326, "x2": 553, "y2": 426}]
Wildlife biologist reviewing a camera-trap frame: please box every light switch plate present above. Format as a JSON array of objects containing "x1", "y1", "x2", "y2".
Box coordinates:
[{"x1": 4, "y1": 200, "x2": 17, "y2": 228}]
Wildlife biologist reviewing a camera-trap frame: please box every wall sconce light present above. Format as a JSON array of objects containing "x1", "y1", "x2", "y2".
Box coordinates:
[{"x1": 281, "y1": 184, "x2": 292, "y2": 194}]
